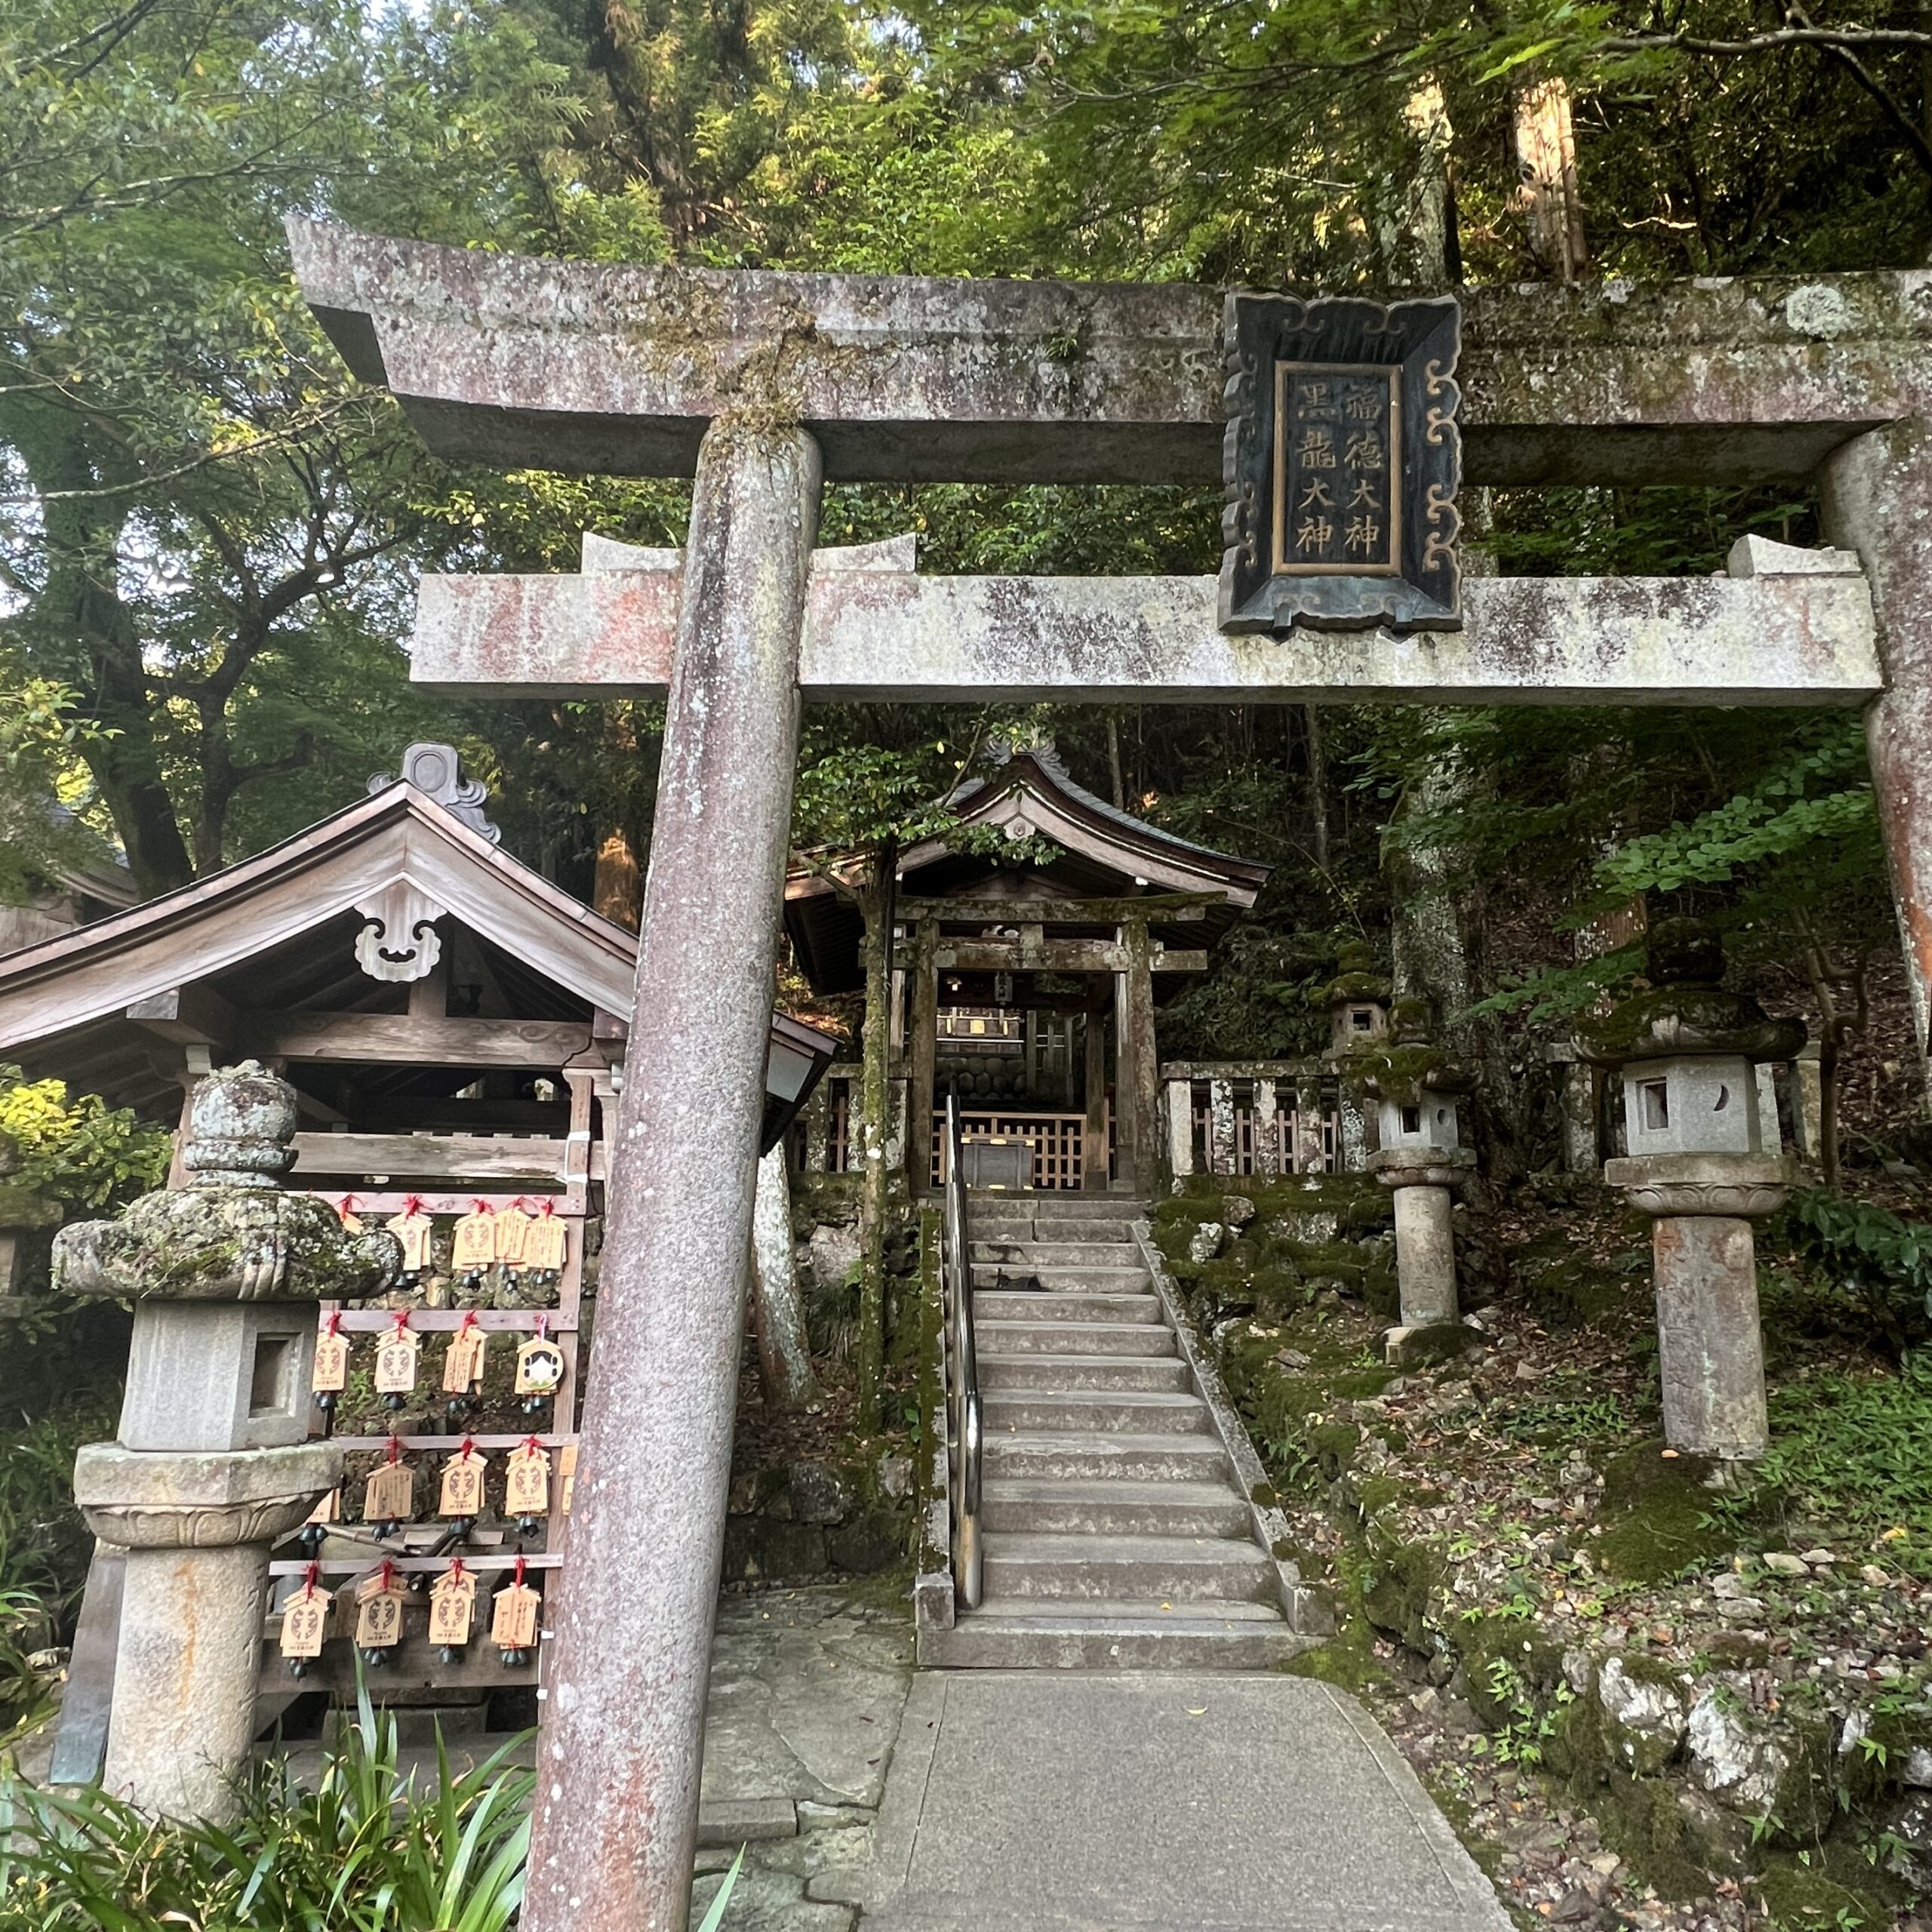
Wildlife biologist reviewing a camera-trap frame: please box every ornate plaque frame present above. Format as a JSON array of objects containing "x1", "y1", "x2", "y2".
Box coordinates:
[{"x1": 1220, "y1": 292, "x2": 1462, "y2": 634}]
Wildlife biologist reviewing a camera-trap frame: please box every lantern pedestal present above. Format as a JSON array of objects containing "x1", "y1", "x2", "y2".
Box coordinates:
[
  {"x1": 1371, "y1": 1147, "x2": 1475, "y2": 1351},
  {"x1": 75, "y1": 1442, "x2": 337, "y2": 1817},
  {"x1": 1604, "y1": 1151, "x2": 1792, "y2": 1460}
]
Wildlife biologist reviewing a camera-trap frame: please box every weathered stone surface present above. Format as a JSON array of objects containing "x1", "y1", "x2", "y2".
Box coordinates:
[
  {"x1": 57, "y1": 1184, "x2": 400, "y2": 1302},
  {"x1": 1603, "y1": 1150, "x2": 1795, "y2": 1220},
  {"x1": 412, "y1": 558, "x2": 1880, "y2": 708},
  {"x1": 1595, "y1": 1656, "x2": 1688, "y2": 1775},
  {"x1": 288, "y1": 221, "x2": 1932, "y2": 487},
  {"x1": 1822, "y1": 421, "x2": 1932, "y2": 1075},
  {"x1": 74, "y1": 1440, "x2": 339, "y2": 1549},
  {"x1": 1187, "y1": 1222, "x2": 1225, "y2": 1264},
  {"x1": 1686, "y1": 1690, "x2": 1790, "y2": 1812},
  {"x1": 103, "y1": 1540, "x2": 273, "y2": 1820},
  {"x1": 118, "y1": 1302, "x2": 317, "y2": 1453},
  {"x1": 1389, "y1": 1183, "x2": 1459, "y2": 1330},
  {"x1": 1648, "y1": 1214, "x2": 1770, "y2": 1460},
  {"x1": 789, "y1": 1461, "x2": 854, "y2": 1526},
  {"x1": 523, "y1": 420, "x2": 822, "y2": 1932}
]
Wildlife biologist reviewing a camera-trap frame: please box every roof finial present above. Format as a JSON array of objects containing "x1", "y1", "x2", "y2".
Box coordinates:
[{"x1": 369, "y1": 743, "x2": 500, "y2": 844}]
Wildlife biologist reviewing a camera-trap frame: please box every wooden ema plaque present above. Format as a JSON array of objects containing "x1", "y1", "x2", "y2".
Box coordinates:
[
  {"x1": 279, "y1": 1583, "x2": 328, "y2": 1660},
  {"x1": 362, "y1": 1454, "x2": 414, "y2": 1524},
  {"x1": 312, "y1": 1324, "x2": 349, "y2": 1395},
  {"x1": 441, "y1": 1321, "x2": 488, "y2": 1393},
  {"x1": 505, "y1": 1441, "x2": 551, "y2": 1517},
  {"x1": 451, "y1": 1207, "x2": 497, "y2": 1272},
  {"x1": 494, "y1": 1204, "x2": 533, "y2": 1268},
  {"x1": 525, "y1": 1211, "x2": 568, "y2": 1273},
  {"x1": 374, "y1": 1322, "x2": 420, "y2": 1395},
  {"x1": 429, "y1": 1565, "x2": 477, "y2": 1648},
  {"x1": 438, "y1": 1444, "x2": 488, "y2": 1518},
  {"x1": 386, "y1": 1207, "x2": 434, "y2": 1272},
  {"x1": 491, "y1": 1577, "x2": 540, "y2": 1650},
  {"x1": 515, "y1": 1337, "x2": 565, "y2": 1398},
  {"x1": 354, "y1": 1570, "x2": 408, "y2": 1650}
]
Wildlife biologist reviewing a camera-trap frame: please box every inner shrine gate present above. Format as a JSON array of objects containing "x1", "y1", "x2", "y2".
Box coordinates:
[{"x1": 288, "y1": 217, "x2": 1932, "y2": 1932}]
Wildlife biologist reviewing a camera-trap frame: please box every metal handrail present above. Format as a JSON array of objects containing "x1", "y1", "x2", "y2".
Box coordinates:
[{"x1": 942, "y1": 1093, "x2": 983, "y2": 1610}]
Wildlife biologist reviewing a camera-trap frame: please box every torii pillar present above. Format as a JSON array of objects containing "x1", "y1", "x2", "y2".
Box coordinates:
[{"x1": 286, "y1": 219, "x2": 1917, "y2": 1929}]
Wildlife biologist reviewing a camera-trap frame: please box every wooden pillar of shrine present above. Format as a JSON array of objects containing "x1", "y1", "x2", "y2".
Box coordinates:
[
  {"x1": 1115, "y1": 918, "x2": 1159, "y2": 1196},
  {"x1": 907, "y1": 918, "x2": 938, "y2": 1195},
  {"x1": 1083, "y1": 1010, "x2": 1111, "y2": 1192}
]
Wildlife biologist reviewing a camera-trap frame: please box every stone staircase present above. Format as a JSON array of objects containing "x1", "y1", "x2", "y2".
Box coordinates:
[{"x1": 923, "y1": 1194, "x2": 1309, "y2": 1670}]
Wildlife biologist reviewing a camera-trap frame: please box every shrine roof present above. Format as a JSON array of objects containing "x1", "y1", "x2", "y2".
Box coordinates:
[
  {"x1": 783, "y1": 743, "x2": 1269, "y2": 995},
  {"x1": 0, "y1": 779, "x2": 837, "y2": 1128}
]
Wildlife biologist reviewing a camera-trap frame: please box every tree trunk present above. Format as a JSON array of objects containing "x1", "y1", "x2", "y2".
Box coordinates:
[
  {"x1": 1514, "y1": 76, "x2": 1588, "y2": 281},
  {"x1": 1306, "y1": 705, "x2": 1331, "y2": 871},
  {"x1": 854, "y1": 843, "x2": 897, "y2": 1432},
  {"x1": 1386, "y1": 754, "x2": 1527, "y2": 1181},
  {"x1": 750, "y1": 1146, "x2": 821, "y2": 1410}
]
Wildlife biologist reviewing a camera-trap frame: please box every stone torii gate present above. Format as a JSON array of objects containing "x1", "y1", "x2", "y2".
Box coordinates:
[{"x1": 288, "y1": 219, "x2": 1931, "y2": 1932}]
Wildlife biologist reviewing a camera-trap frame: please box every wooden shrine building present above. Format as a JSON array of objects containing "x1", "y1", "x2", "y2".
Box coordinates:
[
  {"x1": 0, "y1": 743, "x2": 835, "y2": 1758},
  {"x1": 784, "y1": 742, "x2": 1269, "y2": 1194}
]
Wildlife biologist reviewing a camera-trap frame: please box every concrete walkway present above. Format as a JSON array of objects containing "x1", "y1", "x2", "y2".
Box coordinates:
[{"x1": 855, "y1": 1672, "x2": 1511, "y2": 1932}]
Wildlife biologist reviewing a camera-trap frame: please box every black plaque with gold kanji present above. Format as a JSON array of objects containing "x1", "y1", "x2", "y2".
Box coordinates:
[{"x1": 1220, "y1": 294, "x2": 1461, "y2": 633}]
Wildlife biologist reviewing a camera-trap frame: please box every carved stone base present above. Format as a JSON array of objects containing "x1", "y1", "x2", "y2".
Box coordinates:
[
  {"x1": 75, "y1": 1441, "x2": 338, "y2": 1549},
  {"x1": 1604, "y1": 1150, "x2": 1793, "y2": 1221}
]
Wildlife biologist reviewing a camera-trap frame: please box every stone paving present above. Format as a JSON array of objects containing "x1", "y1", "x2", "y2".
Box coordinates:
[{"x1": 693, "y1": 1585, "x2": 914, "y2": 1931}]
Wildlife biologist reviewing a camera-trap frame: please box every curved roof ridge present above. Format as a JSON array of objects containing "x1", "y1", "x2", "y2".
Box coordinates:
[{"x1": 1009, "y1": 740, "x2": 1264, "y2": 875}]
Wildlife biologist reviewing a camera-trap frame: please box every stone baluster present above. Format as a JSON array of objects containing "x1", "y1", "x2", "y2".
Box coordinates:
[
  {"x1": 1208, "y1": 1078, "x2": 1237, "y2": 1177},
  {"x1": 1162, "y1": 1077, "x2": 1194, "y2": 1184},
  {"x1": 1581, "y1": 920, "x2": 1803, "y2": 1460},
  {"x1": 56, "y1": 1063, "x2": 400, "y2": 1817},
  {"x1": 1251, "y1": 1077, "x2": 1281, "y2": 1177}
]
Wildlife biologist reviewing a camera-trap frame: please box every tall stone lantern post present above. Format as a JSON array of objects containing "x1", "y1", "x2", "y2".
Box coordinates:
[
  {"x1": 55, "y1": 1063, "x2": 401, "y2": 1817},
  {"x1": 1360, "y1": 1001, "x2": 1476, "y2": 1358},
  {"x1": 1580, "y1": 922, "x2": 1803, "y2": 1461}
]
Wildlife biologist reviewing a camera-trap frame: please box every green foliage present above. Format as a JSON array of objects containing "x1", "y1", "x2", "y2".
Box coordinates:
[
  {"x1": 1589, "y1": 722, "x2": 1878, "y2": 905},
  {"x1": 1, "y1": 1694, "x2": 532, "y2": 1930},
  {"x1": 1746, "y1": 1355, "x2": 1932, "y2": 1567},
  {"x1": 0, "y1": 1069, "x2": 168, "y2": 1213},
  {"x1": 1783, "y1": 1188, "x2": 1932, "y2": 1358}
]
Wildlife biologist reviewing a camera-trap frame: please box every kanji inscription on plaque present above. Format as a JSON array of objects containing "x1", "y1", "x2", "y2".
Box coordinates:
[{"x1": 1220, "y1": 291, "x2": 1462, "y2": 633}]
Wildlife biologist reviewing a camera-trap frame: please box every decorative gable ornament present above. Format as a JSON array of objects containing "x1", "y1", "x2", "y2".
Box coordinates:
[
  {"x1": 354, "y1": 878, "x2": 445, "y2": 983},
  {"x1": 369, "y1": 741, "x2": 500, "y2": 844},
  {"x1": 1220, "y1": 293, "x2": 1463, "y2": 634}
]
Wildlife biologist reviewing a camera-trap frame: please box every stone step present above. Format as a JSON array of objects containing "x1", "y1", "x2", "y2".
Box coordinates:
[
  {"x1": 970, "y1": 1239, "x2": 1140, "y2": 1269},
  {"x1": 982, "y1": 1531, "x2": 1277, "y2": 1603},
  {"x1": 971, "y1": 1263, "x2": 1150, "y2": 1293},
  {"x1": 977, "y1": 1352, "x2": 1191, "y2": 1393},
  {"x1": 982, "y1": 1389, "x2": 1209, "y2": 1436},
  {"x1": 967, "y1": 1195, "x2": 1145, "y2": 1220},
  {"x1": 974, "y1": 1319, "x2": 1177, "y2": 1358},
  {"x1": 980, "y1": 1478, "x2": 1255, "y2": 1539},
  {"x1": 921, "y1": 1598, "x2": 1306, "y2": 1672},
  {"x1": 974, "y1": 1289, "x2": 1161, "y2": 1325},
  {"x1": 982, "y1": 1431, "x2": 1231, "y2": 1484}
]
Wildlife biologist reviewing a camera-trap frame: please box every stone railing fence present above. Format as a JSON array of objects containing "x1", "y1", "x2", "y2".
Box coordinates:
[{"x1": 1158, "y1": 1060, "x2": 1368, "y2": 1182}]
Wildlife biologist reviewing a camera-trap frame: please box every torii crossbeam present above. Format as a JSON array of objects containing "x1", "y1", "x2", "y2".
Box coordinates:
[{"x1": 288, "y1": 218, "x2": 1932, "y2": 1932}]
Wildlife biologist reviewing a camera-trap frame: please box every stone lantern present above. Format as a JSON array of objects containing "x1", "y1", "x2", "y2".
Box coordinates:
[
  {"x1": 56, "y1": 1062, "x2": 401, "y2": 1817},
  {"x1": 1361, "y1": 1001, "x2": 1475, "y2": 1354},
  {"x1": 1319, "y1": 949, "x2": 1392, "y2": 1171},
  {"x1": 1580, "y1": 921, "x2": 1802, "y2": 1461}
]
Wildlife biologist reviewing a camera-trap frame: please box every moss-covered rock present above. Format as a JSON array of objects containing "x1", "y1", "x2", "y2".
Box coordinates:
[{"x1": 1596, "y1": 1442, "x2": 1742, "y2": 1583}]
